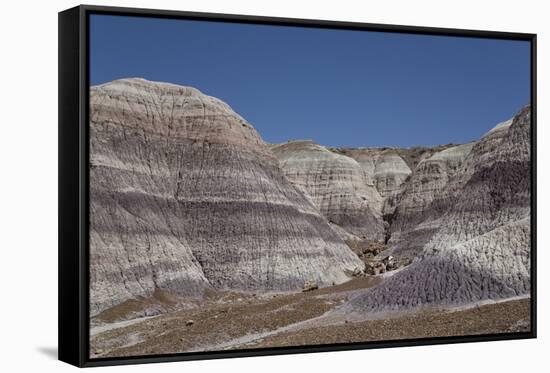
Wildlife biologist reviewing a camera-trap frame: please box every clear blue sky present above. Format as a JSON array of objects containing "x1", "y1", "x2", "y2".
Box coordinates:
[{"x1": 90, "y1": 14, "x2": 530, "y2": 147}]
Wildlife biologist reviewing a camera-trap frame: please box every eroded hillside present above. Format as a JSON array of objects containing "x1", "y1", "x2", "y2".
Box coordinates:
[
  {"x1": 89, "y1": 78, "x2": 532, "y2": 357},
  {"x1": 341, "y1": 107, "x2": 531, "y2": 313},
  {"x1": 89, "y1": 78, "x2": 363, "y2": 315}
]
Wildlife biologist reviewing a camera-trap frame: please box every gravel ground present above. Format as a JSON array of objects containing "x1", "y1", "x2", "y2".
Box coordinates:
[
  {"x1": 90, "y1": 278, "x2": 530, "y2": 358},
  {"x1": 240, "y1": 298, "x2": 531, "y2": 349}
]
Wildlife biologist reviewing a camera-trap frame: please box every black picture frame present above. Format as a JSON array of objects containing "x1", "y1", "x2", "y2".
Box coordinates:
[{"x1": 59, "y1": 4, "x2": 537, "y2": 368}]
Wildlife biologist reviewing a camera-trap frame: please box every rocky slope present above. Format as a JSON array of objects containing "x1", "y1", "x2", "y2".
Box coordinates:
[
  {"x1": 341, "y1": 106, "x2": 531, "y2": 312},
  {"x1": 334, "y1": 149, "x2": 411, "y2": 217},
  {"x1": 89, "y1": 77, "x2": 531, "y2": 317},
  {"x1": 336, "y1": 146, "x2": 456, "y2": 217},
  {"x1": 386, "y1": 142, "x2": 475, "y2": 258},
  {"x1": 89, "y1": 78, "x2": 363, "y2": 315},
  {"x1": 272, "y1": 141, "x2": 460, "y2": 245},
  {"x1": 271, "y1": 141, "x2": 385, "y2": 242}
]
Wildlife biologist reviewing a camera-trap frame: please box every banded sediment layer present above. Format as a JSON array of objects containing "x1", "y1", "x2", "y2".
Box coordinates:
[
  {"x1": 342, "y1": 106, "x2": 531, "y2": 312},
  {"x1": 89, "y1": 77, "x2": 531, "y2": 319},
  {"x1": 89, "y1": 78, "x2": 363, "y2": 315},
  {"x1": 271, "y1": 141, "x2": 385, "y2": 242}
]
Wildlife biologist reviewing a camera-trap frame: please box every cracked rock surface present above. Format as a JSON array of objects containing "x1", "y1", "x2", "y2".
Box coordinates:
[{"x1": 89, "y1": 78, "x2": 363, "y2": 315}]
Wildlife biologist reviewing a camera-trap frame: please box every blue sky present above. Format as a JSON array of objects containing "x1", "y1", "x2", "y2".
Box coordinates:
[{"x1": 90, "y1": 15, "x2": 530, "y2": 147}]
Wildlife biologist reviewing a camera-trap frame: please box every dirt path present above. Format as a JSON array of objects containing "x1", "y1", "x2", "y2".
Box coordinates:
[
  {"x1": 90, "y1": 277, "x2": 530, "y2": 358},
  {"x1": 240, "y1": 298, "x2": 531, "y2": 349},
  {"x1": 90, "y1": 277, "x2": 380, "y2": 357}
]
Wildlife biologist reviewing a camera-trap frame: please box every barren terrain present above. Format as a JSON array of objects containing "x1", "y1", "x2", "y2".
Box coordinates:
[
  {"x1": 88, "y1": 79, "x2": 532, "y2": 358},
  {"x1": 90, "y1": 279, "x2": 530, "y2": 357}
]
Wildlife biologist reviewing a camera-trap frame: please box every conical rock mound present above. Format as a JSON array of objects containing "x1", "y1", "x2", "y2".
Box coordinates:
[
  {"x1": 89, "y1": 78, "x2": 362, "y2": 315},
  {"x1": 271, "y1": 140, "x2": 385, "y2": 242}
]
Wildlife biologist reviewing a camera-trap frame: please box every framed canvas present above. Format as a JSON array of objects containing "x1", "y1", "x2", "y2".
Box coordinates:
[{"x1": 58, "y1": 5, "x2": 537, "y2": 367}]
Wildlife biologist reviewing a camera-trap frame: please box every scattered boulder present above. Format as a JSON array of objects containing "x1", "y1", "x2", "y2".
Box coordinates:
[
  {"x1": 382, "y1": 256, "x2": 398, "y2": 271},
  {"x1": 365, "y1": 261, "x2": 386, "y2": 275},
  {"x1": 400, "y1": 257, "x2": 413, "y2": 267},
  {"x1": 363, "y1": 256, "x2": 411, "y2": 275},
  {"x1": 346, "y1": 240, "x2": 387, "y2": 260},
  {"x1": 508, "y1": 319, "x2": 530, "y2": 332},
  {"x1": 302, "y1": 281, "x2": 319, "y2": 292},
  {"x1": 185, "y1": 320, "x2": 195, "y2": 326}
]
